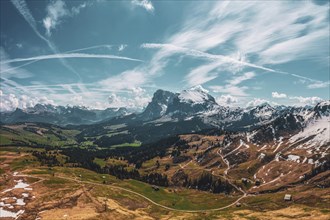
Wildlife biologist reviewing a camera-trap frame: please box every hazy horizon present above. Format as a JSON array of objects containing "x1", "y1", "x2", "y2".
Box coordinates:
[{"x1": 1, "y1": 0, "x2": 329, "y2": 111}]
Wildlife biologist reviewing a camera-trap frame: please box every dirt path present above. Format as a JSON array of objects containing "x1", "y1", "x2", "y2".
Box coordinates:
[
  {"x1": 17, "y1": 172, "x2": 247, "y2": 213},
  {"x1": 179, "y1": 160, "x2": 193, "y2": 169}
]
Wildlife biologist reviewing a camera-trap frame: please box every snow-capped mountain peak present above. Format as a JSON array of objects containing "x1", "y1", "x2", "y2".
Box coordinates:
[
  {"x1": 314, "y1": 100, "x2": 330, "y2": 117},
  {"x1": 178, "y1": 85, "x2": 215, "y2": 104}
]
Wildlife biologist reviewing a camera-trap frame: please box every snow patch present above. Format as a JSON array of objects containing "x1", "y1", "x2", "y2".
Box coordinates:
[
  {"x1": 0, "y1": 208, "x2": 24, "y2": 219},
  {"x1": 290, "y1": 117, "x2": 330, "y2": 147},
  {"x1": 287, "y1": 155, "x2": 300, "y2": 163},
  {"x1": 179, "y1": 85, "x2": 212, "y2": 104}
]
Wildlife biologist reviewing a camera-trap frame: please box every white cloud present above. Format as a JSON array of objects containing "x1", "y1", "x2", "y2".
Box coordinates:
[
  {"x1": 142, "y1": 43, "x2": 320, "y2": 86},
  {"x1": 71, "y1": 2, "x2": 87, "y2": 15},
  {"x1": 289, "y1": 96, "x2": 323, "y2": 105},
  {"x1": 141, "y1": 1, "x2": 327, "y2": 89},
  {"x1": 99, "y1": 70, "x2": 147, "y2": 91},
  {"x1": 210, "y1": 85, "x2": 248, "y2": 97},
  {"x1": 0, "y1": 91, "x2": 55, "y2": 112},
  {"x1": 118, "y1": 44, "x2": 127, "y2": 51},
  {"x1": 43, "y1": 0, "x2": 69, "y2": 36},
  {"x1": 185, "y1": 61, "x2": 221, "y2": 86},
  {"x1": 272, "y1": 92, "x2": 287, "y2": 98},
  {"x1": 10, "y1": 0, "x2": 85, "y2": 81},
  {"x1": 246, "y1": 98, "x2": 269, "y2": 107},
  {"x1": 209, "y1": 72, "x2": 255, "y2": 97},
  {"x1": 0, "y1": 47, "x2": 33, "y2": 79},
  {"x1": 107, "y1": 88, "x2": 151, "y2": 109},
  {"x1": 227, "y1": 72, "x2": 255, "y2": 86},
  {"x1": 307, "y1": 81, "x2": 330, "y2": 89},
  {"x1": 259, "y1": 29, "x2": 329, "y2": 65},
  {"x1": 132, "y1": 0, "x2": 154, "y2": 13},
  {"x1": 216, "y1": 95, "x2": 238, "y2": 106},
  {"x1": 43, "y1": 0, "x2": 90, "y2": 36}
]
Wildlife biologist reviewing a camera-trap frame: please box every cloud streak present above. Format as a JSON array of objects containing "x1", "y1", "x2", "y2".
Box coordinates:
[
  {"x1": 43, "y1": 0, "x2": 90, "y2": 36},
  {"x1": 0, "y1": 44, "x2": 114, "y2": 74},
  {"x1": 132, "y1": 0, "x2": 154, "y2": 13},
  {"x1": 10, "y1": 0, "x2": 85, "y2": 81},
  {"x1": 142, "y1": 43, "x2": 322, "y2": 83},
  {"x1": 1, "y1": 53, "x2": 143, "y2": 64}
]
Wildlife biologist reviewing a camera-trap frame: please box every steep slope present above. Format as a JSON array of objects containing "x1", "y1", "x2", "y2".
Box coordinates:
[{"x1": 138, "y1": 89, "x2": 176, "y2": 121}]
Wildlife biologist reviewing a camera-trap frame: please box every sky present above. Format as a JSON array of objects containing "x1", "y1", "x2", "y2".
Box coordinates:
[{"x1": 0, "y1": 0, "x2": 329, "y2": 111}]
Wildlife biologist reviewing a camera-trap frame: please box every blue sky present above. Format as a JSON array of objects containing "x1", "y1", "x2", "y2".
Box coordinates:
[{"x1": 0, "y1": 0, "x2": 329, "y2": 111}]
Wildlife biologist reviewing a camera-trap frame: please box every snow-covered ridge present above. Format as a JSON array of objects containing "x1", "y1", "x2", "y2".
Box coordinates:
[{"x1": 289, "y1": 116, "x2": 330, "y2": 147}]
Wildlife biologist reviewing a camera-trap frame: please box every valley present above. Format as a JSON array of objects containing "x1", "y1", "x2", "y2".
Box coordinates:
[
  {"x1": 0, "y1": 88, "x2": 329, "y2": 219},
  {"x1": 1, "y1": 1, "x2": 329, "y2": 219},
  {"x1": 1, "y1": 148, "x2": 329, "y2": 220}
]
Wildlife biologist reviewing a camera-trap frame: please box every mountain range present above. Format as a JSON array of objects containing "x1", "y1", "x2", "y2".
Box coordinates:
[
  {"x1": 0, "y1": 85, "x2": 329, "y2": 203},
  {"x1": 1, "y1": 85, "x2": 328, "y2": 148},
  {"x1": 0, "y1": 85, "x2": 317, "y2": 128}
]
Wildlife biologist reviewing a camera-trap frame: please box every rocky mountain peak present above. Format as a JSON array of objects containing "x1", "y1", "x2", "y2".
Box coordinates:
[{"x1": 178, "y1": 85, "x2": 216, "y2": 104}]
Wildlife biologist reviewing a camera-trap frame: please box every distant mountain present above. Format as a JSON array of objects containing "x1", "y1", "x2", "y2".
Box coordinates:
[
  {"x1": 1, "y1": 86, "x2": 328, "y2": 142},
  {"x1": 136, "y1": 85, "x2": 290, "y2": 131},
  {"x1": 248, "y1": 100, "x2": 330, "y2": 146},
  {"x1": 75, "y1": 86, "x2": 328, "y2": 145},
  {"x1": 0, "y1": 104, "x2": 131, "y2": 125},
  {"x1": 166, "y1": 85, "x2": 219, "y2": 119}
]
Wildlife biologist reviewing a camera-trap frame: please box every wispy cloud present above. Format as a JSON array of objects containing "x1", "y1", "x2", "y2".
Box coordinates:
[
  {"x1": 132, "y1": 0, "x2": 154, "y2": 13},
  {"x1": 209, "y1": 85, "x2": 248, "y2": 97},
  {"x1": 43, "y1": 0, "x2": 69, "y2": 36},
  {"x1": 0, "y1": 48, "x2": 33, "y2": 79},
  {"x1": 1, "y1": 53, "x2": 143, "y2": 64},
  {"x1": 172, "y1": 1, "x2": 329, "y2": 65},
  {"x1": 99, "y1": 70, "x2": 147, "y2": 91},
  {"x1": 289, "y1": 96, "x2": 323, "y2": 105},
  {"x1": 142, "y1": 43, "x2": 322, "y2": 84},
  {"x1": 10, "y1": 0, "x2": 83, "y2": 80},
  {"x1": 43, "y1": 0, "x2": 89, "y2": 36},
  {"x1": 141, "y1": 1, "x2": 328, "y2": 92},
  {"x1": 209, "y1": 72, "x2": 256, "y2": 97},
  {"x1": 227, "y1": 72, "x2": 255, "y2": 86},
  {"x1": 118, "y1": 44, "x2": 127, "y2": 51},
  {"x1": 307, "y1": 81, "x2": 330, "y2": 89},
  {"x1": 0, "y1": 44, "x2": 114, "y2": 74},
  {"x1": 71, "y1": 2, "x2": 87, "y2": 15}
]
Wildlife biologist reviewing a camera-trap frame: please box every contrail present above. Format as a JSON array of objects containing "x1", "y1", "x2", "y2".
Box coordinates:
[
  {"x1": 0, "y1": 45, "x2": 114, "y2": 74},
  {"x1": 10, "y1": 0, "x2": 83, "y2": 81},
  {"x1": 1, "y1": 53, "x2": 143, "y2": 64},
  {"x1": 67, "y1": 44, "x2": 113, "y2": 53},
  {"x1": 10, "y1": 0, "x2": 57, "y2": 53},
  {"x1": 142, "y1": 43, "x2": 321, "y2": 83},
  {"x1": 1, "y1": 60, "x2": 39, "y2": 74}
]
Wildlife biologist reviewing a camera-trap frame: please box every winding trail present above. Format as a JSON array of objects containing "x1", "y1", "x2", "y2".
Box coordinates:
[
  {"x1": 56, "y1": 175, "x2": 248, "y2": 213},
  {"x1": 11, "y1": 172, "x2": 248, "y2": 213},
  {"x1": 4, "y1": 145, "x2": 249, "y2": 213},
  {"x1": 179, "y1": 160, "x2": 193, "y2": 169}
]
